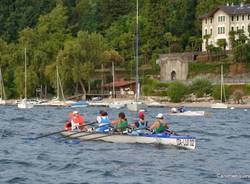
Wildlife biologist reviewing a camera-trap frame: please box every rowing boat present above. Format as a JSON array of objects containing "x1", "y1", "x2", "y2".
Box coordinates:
[
  {"x1": 61, "y1": 131, "x2": 196, "y2": 150},
  {"x1": 168, "y1": 111, "x2": 206, "y2": 116}
]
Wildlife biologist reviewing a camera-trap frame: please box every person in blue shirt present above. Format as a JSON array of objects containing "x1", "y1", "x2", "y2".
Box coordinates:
[
  {"x1": 178, "y1": 106, "x2": 186, "y2": 113},
  {"x1": 95, "y1": 110, "x2": 110, "y2": 133}
]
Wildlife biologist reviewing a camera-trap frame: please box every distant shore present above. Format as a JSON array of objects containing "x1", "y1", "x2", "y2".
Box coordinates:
[
  {"x1": 3, "y1": 97, "x2": 250, "y2": 109},
  {"x1": 100, "y1": 96, "x2": 250, "y2": 109}
]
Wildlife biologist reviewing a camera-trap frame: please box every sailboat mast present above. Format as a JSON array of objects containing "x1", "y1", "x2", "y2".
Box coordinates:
[
  {"x1": 56, "y1": 65, "x2": 60, "y2": 99},
  {"x1": 135, "y1": 0, "x2": 139, "y2": 102},
  {"x1": 0, "y1": 68, "x2": 4, "y2": 99},
  {"x1": 24, "y1": 48, "x2": 27, "y2": 99},
  {"x1": 112, "y1": 61, "x2": 115, "y2": 98},
  {"x1": 220, "y1": 64, "x2": 223, "y2": 103}
]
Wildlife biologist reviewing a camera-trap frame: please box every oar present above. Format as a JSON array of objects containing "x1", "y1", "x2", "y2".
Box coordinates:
[
  {"x1": 65, "y1": 132, "x2": 98, "y2": 139},
  {"x1": 33, "y1": 122, "x2": 96, "y2": 140},
  {"x1": 84, "y1": 133, "x2": 115, "y2": 141},
  {"x1": 63, "y1": 130, "x2": 94, "y2": 138}
]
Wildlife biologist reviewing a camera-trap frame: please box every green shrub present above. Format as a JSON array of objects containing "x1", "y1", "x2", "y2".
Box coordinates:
[
  {"x1": 232, "y1": 89, "x2": 244, "y2": 104},
  {"x1": 189, "y1": 77, "x2": 212, "y2": 97},
  {"x1": 244, "y1": 84, "x2": 250, "y2": 95},
  {"x1": 167, "y1": 81, "x2": 187, "y2": 102}
]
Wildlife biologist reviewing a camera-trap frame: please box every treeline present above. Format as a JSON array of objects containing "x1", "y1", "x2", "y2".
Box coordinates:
[{"x1": 0, "y1": 0, "x2": 248, "y2": 98}]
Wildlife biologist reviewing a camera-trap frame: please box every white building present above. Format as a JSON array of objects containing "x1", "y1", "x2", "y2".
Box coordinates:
[{"x1": 201, "y1": 3, "x2": 250, "y2": 51}]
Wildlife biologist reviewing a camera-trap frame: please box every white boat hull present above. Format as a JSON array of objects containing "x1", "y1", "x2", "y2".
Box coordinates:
[
  {"x1": 109, "y1": 102, "x2": 126, "y2": 109},
  {"x1": 127, "y1": 101, "x2": 147, "y2": 111},
  {"x1": 61, "y1": 131, "x2": 196, "y2": 150},
  {"x1": 169, "y1": 111, "x2": 206, "y2": 116},
  {"x1": 0, "y1": 99, "x2": 6, "y2": 105},
  {"x1": 17, "y1": 99, "x2": 34, "y2": 109},
  {"x1": 211, "y1": 103, "x2": 228, "y2": 109}
]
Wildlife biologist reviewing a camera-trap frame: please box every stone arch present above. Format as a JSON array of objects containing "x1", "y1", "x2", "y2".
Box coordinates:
[{"x1": 171, "y1": 70, "x2": 176, "y2": 80}]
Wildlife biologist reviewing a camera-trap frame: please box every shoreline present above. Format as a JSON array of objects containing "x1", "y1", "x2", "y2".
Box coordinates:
[
  {"x1": 95, "y1": 97, "x2": 250, "y2": 109},
  {"x1": 2, "y1": 98, "x2": 250, "y2": 109}
]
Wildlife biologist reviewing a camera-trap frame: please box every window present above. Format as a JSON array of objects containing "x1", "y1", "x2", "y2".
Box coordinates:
[
  {"x1": 248, "y1": 15, "x2": 250, "y2": 20},
  {"x1": 210, "y1": 28, "x2": 212, "y2": 34},
  {"x1": 237, "y1": 26, "x2": 239, "y2": 31},
  {"x1": 237, "y1": 16, "x2": 239, "y2": 21},
  {"x1": 242, "y1": 15, "x2": 244, "y2": 21},
  {"x1": 231, "y1": 27, "x2": 234, "y2": 31},
  {"x1": 218, "y1": 16, "x2": 226, "y2": 22},
  {"x1": 242, "y1": 26, "x2": 245, "y2": 30},
  {"x1": 210, "y1": 18, "x2": 213, "y2": 23},
  {"x1": 232, "y1": 16, "x2": 234, "y2": 21},
  {"x1": 205, "y1": 29, "x2": 207, "y2": 35},
  {"x1": 205, "y1": 19, "x2": 207, "y2": 24},
  {"x1": 218, "y1": 27, "x2": 225, "y2": 34}
]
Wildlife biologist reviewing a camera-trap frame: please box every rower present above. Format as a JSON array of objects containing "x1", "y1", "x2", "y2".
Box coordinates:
[
  {"x1": 130, "y1": 110, "x2": 150, "y2": 135},
  {"x1": 111, "y1": 112, "x2": 128, "y2": 132},
  {"x1": 149, "y1": 113, "x2": 169, "y2": 134},
  {"x1": 95, "y1": 111, "x2": 110, "y2": 133},
  {"x1": 67, "y1": 111, "x2": 87, "y2": 131}
]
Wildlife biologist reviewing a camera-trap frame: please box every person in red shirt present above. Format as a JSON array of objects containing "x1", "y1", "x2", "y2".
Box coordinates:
[{"x1": 67, "y1": 111, "x2": 87, "y2": 131}]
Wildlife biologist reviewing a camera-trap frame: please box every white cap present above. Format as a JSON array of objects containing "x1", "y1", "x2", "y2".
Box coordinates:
[
  {"x1": 156, "y1": 113, "x2": 164, "y2": 119},
  {"x1": 73, "y1": 111, "x2": 79, "y2": 114}
]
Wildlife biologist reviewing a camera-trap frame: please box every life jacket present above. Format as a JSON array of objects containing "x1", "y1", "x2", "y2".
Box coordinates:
[
  {"x1": 69, "y1": 113, "x2": 84, "y2": 126},
  {"x1": 95, "y1": 116, "x2": 110, "y2": 133},
  {"x1": 69, "y1": 113, "x2": 85, "y2": 130},
  {"x1": 98, "y1": 116, "x2": 110, "y2": 127}
]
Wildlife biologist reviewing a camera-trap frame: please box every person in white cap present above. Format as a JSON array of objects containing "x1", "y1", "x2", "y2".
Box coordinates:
[
  {"x1": 149, "y1": 113, "x2": 169, "y2": 134},
  {"x1": 68, "y1": 111, "x2": 87, "y2": 131}
]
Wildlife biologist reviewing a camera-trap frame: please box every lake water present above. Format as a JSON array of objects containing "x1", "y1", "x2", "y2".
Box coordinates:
[{"x1": 0, "y1": 105, "x2": 250, "y2": 184}]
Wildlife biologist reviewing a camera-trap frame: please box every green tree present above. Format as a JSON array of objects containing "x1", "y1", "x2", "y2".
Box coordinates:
[
  {"x1": 189, "y1": 77, "x2": 212, "y2": 98},
  {"x1": 167, "y1": 81, "x2": 187, "y2": 103},
  {"x1": 217, "y1": 38, "x2": 227, "y2": 55}
]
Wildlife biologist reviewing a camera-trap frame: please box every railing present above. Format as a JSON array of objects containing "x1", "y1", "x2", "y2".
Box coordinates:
[
  {"x1": 161, "y1": 79, "x2": 250, "y2": 84},
  {"x1": 213, "y1": 78, "x2": 250, "y2": 84}
]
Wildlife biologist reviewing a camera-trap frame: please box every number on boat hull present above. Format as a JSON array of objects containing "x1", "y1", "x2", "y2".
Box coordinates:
[{"x1": 176, "y1": 139, "x2": 195, "y2": 147}]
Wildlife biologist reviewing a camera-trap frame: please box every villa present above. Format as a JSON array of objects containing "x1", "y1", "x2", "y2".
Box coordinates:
[{"x1": 200, "y1": 2, "x2": 250, "y2": 51}]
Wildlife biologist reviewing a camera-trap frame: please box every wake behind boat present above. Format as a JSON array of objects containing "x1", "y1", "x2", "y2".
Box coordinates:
[{"x1": 61, "y1": 131, "x2": 196, "y2": 150}]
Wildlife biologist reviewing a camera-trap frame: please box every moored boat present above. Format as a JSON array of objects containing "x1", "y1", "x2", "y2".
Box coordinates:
[
  {"x1": 109, "y1": 101, "x2": 126, "y2": 109},
  {"x1": 168, "y1": 110, "x2": 206, "y2": 116},
  {"x1": 211, "y1": 103, "x2": 228, "y2": 109},
  {"x1": 61, "y1": 131, "x2": 196, "y2": 150},
  {"x1": 70, "y1": 100, "x2": 88, "y2": 108}
]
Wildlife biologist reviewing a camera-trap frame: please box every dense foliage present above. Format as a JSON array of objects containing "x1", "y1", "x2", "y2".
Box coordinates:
[
  {"x1": 167, "y1": 81, "x2": 188, "y2": 103},
  {"x1": 0, "y1": 0, "x2": 250, "y2": 98}
]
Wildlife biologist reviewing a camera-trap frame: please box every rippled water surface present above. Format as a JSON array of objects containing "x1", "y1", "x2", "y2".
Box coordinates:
[{"x1": 0, "y1": 105, "x2": 250, "y2": 184}]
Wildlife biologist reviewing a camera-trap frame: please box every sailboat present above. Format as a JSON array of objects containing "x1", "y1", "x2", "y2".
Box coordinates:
[
  {"x1": 127, "y1": 0, "x2": 147, "y2": 112},
  {"x1": 211, "y1": 64, "x2": 228, "y2": 109},
  {"x1": 46, "y1": 65, "x2": 69, "y2": 106},
  {"x1": 108, "y1": 61, "x2": 126, "y2": 109},
  {"x1": 0, "y1": 68, "x2": 6, "y2": 105},
  {"x1": 17, "y1": 48, "x2": 34, "y2": 109}
]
